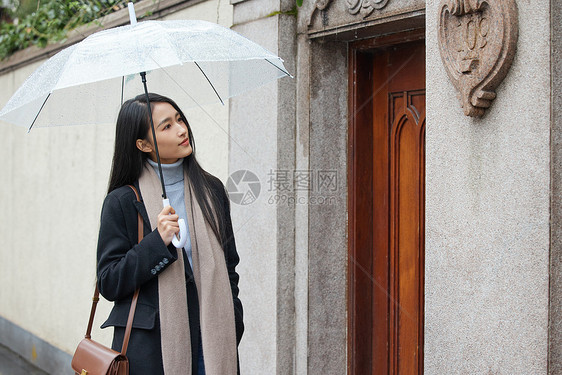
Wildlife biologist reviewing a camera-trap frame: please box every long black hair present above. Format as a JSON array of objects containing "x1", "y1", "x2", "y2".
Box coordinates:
[{"x1": 107, "y1": 93, "x2": 228, "y2": 248}]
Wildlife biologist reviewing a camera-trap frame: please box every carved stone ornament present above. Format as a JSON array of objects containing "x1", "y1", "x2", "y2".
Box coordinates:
[
  {"x1": 347, "y1": 0, "x2": 390, "y2": 17},
  {"x1": 438, "y1": 0, "x2": 518, "y2": 117},
  {"x1": 308, "y1": 0, "x2": 391, "y2": 26}
]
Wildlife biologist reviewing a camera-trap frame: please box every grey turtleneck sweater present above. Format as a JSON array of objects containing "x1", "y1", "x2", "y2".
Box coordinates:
[{"x1": 147, "y1": 158, "x2": 193, "y2": 268}]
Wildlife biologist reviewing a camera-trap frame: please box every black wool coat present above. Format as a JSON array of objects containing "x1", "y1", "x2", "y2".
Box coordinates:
[{"x1": 96, "y1": 177, "x2": 244, "y2": 375}]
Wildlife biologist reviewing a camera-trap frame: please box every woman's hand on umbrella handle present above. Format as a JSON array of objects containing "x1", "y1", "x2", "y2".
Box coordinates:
[
  {"x1": 162, "y1": 198, "x2": 188, "y2": 248},
  {"x1": 157, "y1": 205, "x2": 179, "y2": 246}
]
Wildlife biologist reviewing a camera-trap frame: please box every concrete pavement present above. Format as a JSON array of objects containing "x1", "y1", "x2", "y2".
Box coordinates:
[{"x1": 0, "y1": 343, "x2": 48, "y2": 375}]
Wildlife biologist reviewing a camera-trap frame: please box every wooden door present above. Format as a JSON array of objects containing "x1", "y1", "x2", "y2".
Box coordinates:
[{"x1": 348, "y1": 35, "x2": 425, "y2": 375}]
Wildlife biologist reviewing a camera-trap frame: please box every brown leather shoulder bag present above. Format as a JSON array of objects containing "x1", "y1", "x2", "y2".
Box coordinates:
[{"x1": 71, "y1": 185, "x2": 143, "y2": 375}]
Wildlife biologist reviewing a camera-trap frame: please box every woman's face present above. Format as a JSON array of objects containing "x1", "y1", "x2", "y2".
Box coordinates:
[{"x1": 136, "y1": 102, "x2": 193, "y2": 164}]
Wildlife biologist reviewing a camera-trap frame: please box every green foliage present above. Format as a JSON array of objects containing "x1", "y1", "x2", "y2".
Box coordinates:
[
  {"x1": 267, "y1": 5, "x2": 298, "y2": 18},
  {"x1": 0, "y1": 0, "x2": 135, "y2": 60},
  {"x1": 296, "y1": 0, "x2": 303, "y2": 7}
]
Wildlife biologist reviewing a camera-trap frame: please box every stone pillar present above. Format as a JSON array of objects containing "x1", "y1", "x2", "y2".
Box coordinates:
[
  {"x1": 229, "y1": 1, "x2": 297, "y2": 373},
  {"x1": 550, "y1": 0, "x2": 562, "y2": 373},
  {"x1": 426, "y1": 0, "x2": 551, "y2": 373},
  {"x1": 306, "y1": 40, "x2": 348, "y2": 375}
]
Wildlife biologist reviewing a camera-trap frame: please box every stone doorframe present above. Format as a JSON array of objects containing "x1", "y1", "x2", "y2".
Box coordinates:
[{"x1": 297, "y1": 2, "x2": 425, "y2": 374}]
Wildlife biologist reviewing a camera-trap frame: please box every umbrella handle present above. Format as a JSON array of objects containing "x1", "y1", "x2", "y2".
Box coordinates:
[{"x1": 162, "y1": 198, "x2": 188, "y2": 249}]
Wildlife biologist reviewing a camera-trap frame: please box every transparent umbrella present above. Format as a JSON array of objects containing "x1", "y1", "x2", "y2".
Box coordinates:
[{"x1": 0, "y1": 3, "x2": 291, "y2": 247}]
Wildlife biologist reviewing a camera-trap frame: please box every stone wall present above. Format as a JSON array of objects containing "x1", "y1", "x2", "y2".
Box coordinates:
[
  {"x1": 0, "y1": 1, "x2": 233, "y2": 373},
  {"x1": 425, "y1": 0, "x2": 551, "y2": 373}
]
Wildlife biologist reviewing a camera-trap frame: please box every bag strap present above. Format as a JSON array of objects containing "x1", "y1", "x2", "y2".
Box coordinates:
[
  {"x1": 120, "y1": 185, "x2": 143, "y2": 355},
  {"x1": 85, "y1": 185, "x2": 144, "y2": 357}
]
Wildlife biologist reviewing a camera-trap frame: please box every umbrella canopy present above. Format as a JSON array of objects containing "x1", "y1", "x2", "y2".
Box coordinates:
[
  {"x1": 0, "y1": 18, "x2": 291, "y2": 130},
  {"x1": 0, "y1": 4, "x2": 291, "y2": 248}
]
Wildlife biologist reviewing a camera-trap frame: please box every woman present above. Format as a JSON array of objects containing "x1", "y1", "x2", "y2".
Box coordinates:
[{"x1": 96, "y1": 93, "x2": 244, "y2": 375}]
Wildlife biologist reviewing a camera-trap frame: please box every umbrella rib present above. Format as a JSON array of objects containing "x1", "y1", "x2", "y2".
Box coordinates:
[
  {"x1": 27, "y1": 93, "x2": 51, "y2": 133},
  {"x1": 157, "y1": 65, "x2": 259, "y2": 164},
  {"x1": 264, "y1": 58, "x2": 292, "y2": 78},
  {"x1": 194, "y1": 61, "x2": 224, "y2": 106}
]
